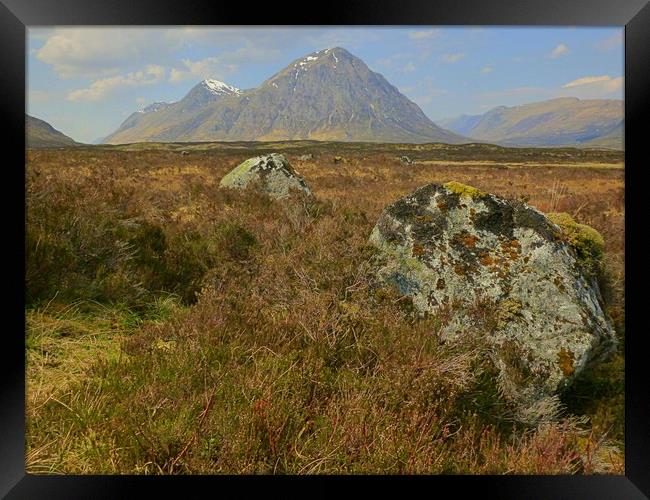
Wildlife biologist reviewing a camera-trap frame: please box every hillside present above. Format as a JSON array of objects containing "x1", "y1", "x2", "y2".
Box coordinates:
[
  {"x1": 439, "y1": 98, "x2": 623, "y2": 149},
  {"x1": 102, "y1": 48, "x2": 467, "y2": 145},
  {"x1": 26, "y1": 115, "x2": 81, "y2": 148}
]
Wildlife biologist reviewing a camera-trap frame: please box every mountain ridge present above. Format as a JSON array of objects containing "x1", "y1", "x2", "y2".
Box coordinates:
[
  {"x1": 102, "y1": 48, "x2": 468, "y2": 145},
  {"x1": 439, "y1": 98, "x2": 623, "y2": 149},
  {"x1": 26, "y1": 115, "x2": 82, "y2": 148}
]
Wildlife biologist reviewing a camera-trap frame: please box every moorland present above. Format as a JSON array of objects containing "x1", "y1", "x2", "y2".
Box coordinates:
[{"x1": 26, "y1": 141, "x2": 624, "y2": 474}]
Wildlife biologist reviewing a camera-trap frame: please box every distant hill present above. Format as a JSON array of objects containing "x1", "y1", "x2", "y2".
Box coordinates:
[
  {"x1": 103, "y1": 47, "x2": 468, "y2": 145},
  {"x1": 26, "y1": 115, "x2": 81, "y2": 148},
  {"x1": 438, "y1": 98, "x2": 623, "y2": 149},
  {"x1": 580, "y1": 120, "x2": 624, "y2": 149}
]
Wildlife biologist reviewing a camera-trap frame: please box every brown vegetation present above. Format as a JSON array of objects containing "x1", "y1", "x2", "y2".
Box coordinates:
[{"x1": 25, "y1": 142, "x2": 624, "y2": 474}]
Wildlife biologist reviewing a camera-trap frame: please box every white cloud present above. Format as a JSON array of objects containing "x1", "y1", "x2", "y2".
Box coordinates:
[
  {"x1": 475, "y1": 74, "x2": 623, "y2": 106},
  {"x1": 408, "y1": 29, "x2": 440, "y2": 40},
  {"x1": 559, "y1": 75, "x2": 623, "y2": 98},
  {"x1": 441, "y1": 53, "x2": 465, "y2": 63},
  {"x1": 36, "y1": 28, "x2": 176, "y2": 78},
  {"x1": 562, "y1": 75, "x2": 622, "y2": 92},
  {"x1": 169, "y1": 56, "x2": 239, "y2": 84},
  {"x1": 481, "y1": 65, "x2": 493, "y2": 74},
  {"x1": 33, "y1": 27, "x2": 294, "y2": 79},
  {"x1": 403, "y1": 62, "x2": 416, "y2": 73},
  {"x1": 548, "y1": 43, "x2": 569, "y2": 59},
  {"x1": 67, "y1": 65, "x2": 166, "y2": 102}
]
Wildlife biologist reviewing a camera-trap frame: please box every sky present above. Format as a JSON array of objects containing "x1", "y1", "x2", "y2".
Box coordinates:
[{"x1": 27, "y1": 27, "x2": 624, "y2": 143}]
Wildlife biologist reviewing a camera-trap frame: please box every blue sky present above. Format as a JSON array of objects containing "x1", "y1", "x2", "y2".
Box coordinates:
[{"x1": 27, "y1": 27, "x2": 623, "y2": 143}]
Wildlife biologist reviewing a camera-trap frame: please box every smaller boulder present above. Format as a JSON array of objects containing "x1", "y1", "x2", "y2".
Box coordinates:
[
  {"x1": 333, "y1": 156, "x2": 343, "y2": 164},
  {"x1": 399, "y1": 155, "x2": 413, "y2": 165},
  {"x1": 298, "y1": 154, "x2": 313, "y2": 161},
  {"x1": 219, "y1": 153, "x2": 312, "y2": 199}
]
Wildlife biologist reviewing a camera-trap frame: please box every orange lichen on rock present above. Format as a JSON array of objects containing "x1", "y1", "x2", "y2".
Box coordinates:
[
  {"x1": 557, "y1": 348, "x2": 575, "y2": 377},
  {"x1": 412, "y1": 244, "x2": 425, "y2": 256},
  {"x1": 454, "y1": 232, "x2": 480, "y2": 247},
  {"x1": 479, "y1": 253, "x2": 494, "y2": 266}
]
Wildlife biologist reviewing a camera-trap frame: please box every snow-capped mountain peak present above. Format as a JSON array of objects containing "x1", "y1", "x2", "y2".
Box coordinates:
[{"x1": 201, "y1": 79, "x2": 242, "y2": 95}]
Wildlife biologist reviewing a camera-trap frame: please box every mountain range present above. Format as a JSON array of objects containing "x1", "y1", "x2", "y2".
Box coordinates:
[
  {"x1": 28, "y1": 47, "x2": 624, "y2": 149},
  {"x1": 26, "y1": 115, "x2": 81, "y2": 148},
  {"x1": 439, "y1": 97, "x2": 623, "y2": 149},
  {"x1": 102, "y1": 47, "x2": 466, "y2": 145}
]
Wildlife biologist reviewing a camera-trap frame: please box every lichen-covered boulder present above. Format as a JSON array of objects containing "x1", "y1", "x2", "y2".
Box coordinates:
[
  {"x1": 219, "y1": 153, "x2": 312, "y2": 199},
  {"x1": 369, "y1": 181, "x2": 616, "y2": 423}
]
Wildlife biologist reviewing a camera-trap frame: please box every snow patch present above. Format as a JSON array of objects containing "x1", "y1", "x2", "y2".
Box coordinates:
[
  {"x1": 137, "y1": 101, "x2": 172, "y2": 114},
  {"x1": 201, "y1": 79, "x2": 242, "y2": 95}
]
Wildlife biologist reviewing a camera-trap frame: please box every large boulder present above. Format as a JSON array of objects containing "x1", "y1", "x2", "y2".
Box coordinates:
[
  {"x1": 369, "y1": 181, "x2": 616, "y2": 423},
  {"x1": 220, "y1": 153, "x2": 312, "y2": 199}
]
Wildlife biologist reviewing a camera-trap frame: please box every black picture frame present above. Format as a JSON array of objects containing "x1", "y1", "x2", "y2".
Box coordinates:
[{"x1": 3, "y1": 0, "x2": 648, "y2": 497}]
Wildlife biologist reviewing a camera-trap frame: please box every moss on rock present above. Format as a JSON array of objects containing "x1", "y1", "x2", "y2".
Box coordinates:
[
  {"x1": 369, "y1": 183, "x2": 616, "y2": 425},
  {"x1": 548, "y1": 212, "x2": 605, "y2": 271},
  {"x1": 443, "y1": 181, "x2": 485, "y2": 199},
  {"x1": 219, "y1": 154, "x2": 312, "y2": 200}
]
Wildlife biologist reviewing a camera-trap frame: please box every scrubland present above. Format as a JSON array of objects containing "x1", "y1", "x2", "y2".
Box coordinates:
[{"x1": 25, "y1": 142, "x2": 624, "y2": 474}]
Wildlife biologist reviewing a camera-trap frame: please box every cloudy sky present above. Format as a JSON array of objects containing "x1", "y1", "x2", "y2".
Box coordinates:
[{"x1": 27, "y1": 27, "x2": 623, "y2": 143}]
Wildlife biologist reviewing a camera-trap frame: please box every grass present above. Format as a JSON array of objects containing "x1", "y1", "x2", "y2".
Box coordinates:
[{"x1": 25, "y1": 142, "x2": 625, "y2": 474}]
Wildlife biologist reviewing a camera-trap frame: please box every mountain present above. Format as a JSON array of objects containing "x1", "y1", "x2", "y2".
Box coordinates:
[
  {"x1": 26, "y1": 115, "x2": 81, "y2": 148},
  {"x1": 91, "y1": 136, "x2": 108, "y2": 145},
  {"x1": 580, "y1": 120, "x2": 624, "y2": 149},
  {"x1": 102, "y1": 101, "x2": 175, "y2": 143},
  {"x1": 103, "y1": 47, "x2": 467, "y2": 145},
  {"x1": 439, "y1": 98, "x2": 623, "y2": 149},
  {"x1": 438, "y1": 113, "x2": 484, "y2": 137}
]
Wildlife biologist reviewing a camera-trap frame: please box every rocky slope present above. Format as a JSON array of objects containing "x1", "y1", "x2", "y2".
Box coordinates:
[{"x1": 103, "y1": 48, "x2": 467, "y2": 145}]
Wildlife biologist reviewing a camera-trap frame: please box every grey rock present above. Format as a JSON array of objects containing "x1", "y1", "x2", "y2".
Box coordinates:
[
  {"x1": 399, "y1": 155, "x2": 413, "y2": 165},
  {"x1": 369, "y1": 181, "x2": 616, "y2": 423},
  {"x1": 298, "y1": 154, "x2": 313, "y2": 161},
  {"x1": 219, "y1": 153, "x2": 312, "y2": 200}
]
